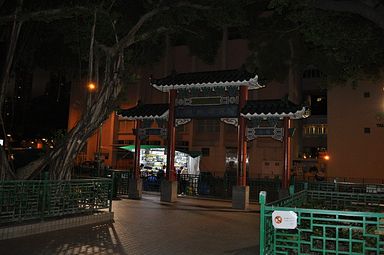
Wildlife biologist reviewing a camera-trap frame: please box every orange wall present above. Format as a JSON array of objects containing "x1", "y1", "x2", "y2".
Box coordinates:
[{"x1": 327, "y1": 81, "x2": 384, "y2": 180}]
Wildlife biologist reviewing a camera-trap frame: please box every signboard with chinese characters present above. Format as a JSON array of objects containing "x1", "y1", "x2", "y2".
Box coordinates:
[
  {"x1": 272, "y1": 211, "x2": 298, "y2": 229},
  {"x1": 134, "y1": 128, "x2": 167, "y2": 140},
  {"x1": 176, "y1": 105, "x2": 238, "y2": 118},
  {"x1": 247, "y1": 127, "x2": 284, "y2": 141}
]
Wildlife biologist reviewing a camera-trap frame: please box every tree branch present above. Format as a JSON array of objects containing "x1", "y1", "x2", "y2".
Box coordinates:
[
  {"x1": 0, "y1": 0, "x2": 6, "y2": 10},
  {"x1": 88, "y1": 9, "x2": 97, "y2": 83},
  {"x1": 0, "y1": 6, "x2": 93, "y2": 24},
  {"x1": 111, "y1": 2, "x2": 212, "y2": 55},
  {"x1": 129, "y1": 26, "x2": 169, "y2": 45},
  {"x1": 312, "y1": 0, "x2": 384, "y2": 30}
]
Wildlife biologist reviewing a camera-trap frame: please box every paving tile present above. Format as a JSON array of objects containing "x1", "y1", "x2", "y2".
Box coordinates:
[{"x1": 0, "y1": 194, "x2": 260, "y2": 255}]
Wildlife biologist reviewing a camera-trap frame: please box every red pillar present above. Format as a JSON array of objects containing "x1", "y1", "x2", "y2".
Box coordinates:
[
  {"x1": 283, "y1": 117, "x2": 291, "y2": 189},
  {"x1": 166, "y1": 89, "x2": 176, "y2": 181},
  {"x1": 237, "y1": 86, "x2": 248, "y2": 186},
  {"x1": 133, "y1": 120, "x2": 142, "y2": 180}
]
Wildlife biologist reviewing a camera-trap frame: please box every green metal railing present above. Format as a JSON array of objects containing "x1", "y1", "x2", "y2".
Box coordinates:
[
  {"x1": 260, "y1": 189, "x2": 384, "y2": 254},
  {"x1": 0, "y1": 178, "x2": 112, "y2": 225},
  {"x1": 295, "y1": 180, "x2": 384, "y2": 194},
  {"x1": 106, "y1": 170, "x2": 282, "y2": 201}
]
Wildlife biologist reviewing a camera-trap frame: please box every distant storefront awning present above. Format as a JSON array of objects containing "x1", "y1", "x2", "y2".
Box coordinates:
[
  {"x1": 119, "y1": 145, "x2": 163, "y2": 152},
  {"x1": 119, "y1": 145, "x2": 201, "y2": 158}
]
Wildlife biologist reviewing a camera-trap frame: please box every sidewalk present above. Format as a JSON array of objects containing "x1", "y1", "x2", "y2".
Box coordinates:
[{"x1": 0, "y1": 194, "x2": 260, "y2": 255}]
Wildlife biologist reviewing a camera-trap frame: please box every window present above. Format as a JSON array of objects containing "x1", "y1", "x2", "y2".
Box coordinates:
[
  {"x1": 364, "y1": 127, "x2": 370, "y2": 134},
  {"x1": 176, "y1": 124, "x2": 188, "y2": 133},
  {"x1": 202, "y1": 148, "x2": 210, "y2": 156},
  {"x1": 143, "y1": 140, "x2": 161, "y2": 145},
  {"x1": 304, "y1": 124, "x2": 328, "y2": 136},
  {"x1": 176, "y1": 141, "x2": 189, "y2": 147},
  {"x1": 118, "y1": 120, "x2": 132, "y2": 133},
  {"x1": 117, "y1": 140, "x2": 134, "y2": 145},
  {"x1": 196, "y1": 119, "x2": 220, "y2": 133},
  {"x1": 363, "y1": 92, "x2": 370, "y2": 98},
  {"x1": 303, "y1": 68, "x2": 322, "y2": 79}
]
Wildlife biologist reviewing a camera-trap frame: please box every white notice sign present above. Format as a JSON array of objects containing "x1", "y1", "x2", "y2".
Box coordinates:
[{"x1": 272, "y1": 211, "x2": 297, "y2": 229}]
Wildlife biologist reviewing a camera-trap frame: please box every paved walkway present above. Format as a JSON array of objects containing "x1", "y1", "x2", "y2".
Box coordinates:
[{"x1": 0, "y1": 193, "x2": 260, "y2": 255}]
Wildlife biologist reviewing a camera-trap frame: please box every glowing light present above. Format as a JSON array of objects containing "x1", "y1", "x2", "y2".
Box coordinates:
[
  {"x1": 87, "y1": 82, "x2": 96, "y2": 91},
  {"x1": 324, "y1": 155, "x2": 330, "y2": 160}
]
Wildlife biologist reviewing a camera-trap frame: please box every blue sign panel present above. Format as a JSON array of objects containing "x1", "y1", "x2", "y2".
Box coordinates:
[{"x1": 175, "y1": 105, "x2": 238, "y2": 118}]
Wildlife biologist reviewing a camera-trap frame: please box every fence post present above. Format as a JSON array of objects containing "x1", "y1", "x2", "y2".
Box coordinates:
[
  {"x1": 333, "y1": 178, "x2": 337, "y2": 192},
  {"x1": 259, "y1": 191, "x2": 267, "y2": 255},
  {"x1": 41, "y1": 172, "x2": 49, "y2": 220},
  {"x1": 109, "y1": 172, "x2": 115, "y2": 212},
  {"x1": 289, "y1": 185, "x2": 295, "y2": 195}
]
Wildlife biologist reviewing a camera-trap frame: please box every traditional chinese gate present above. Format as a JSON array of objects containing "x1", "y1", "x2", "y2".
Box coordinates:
[{"x1": 119, "y1": 68, "x2": 309, "y2": 206}]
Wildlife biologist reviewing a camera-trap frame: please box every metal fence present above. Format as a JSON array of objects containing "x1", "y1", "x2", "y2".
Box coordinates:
[
  {"x1": 105, "y1": 169, "x2": 281, "y2": 202},
  {"x1": 0, "y1": 178, "x2": 112, "y2": 225},
  {"x1": 295, "y1": 180, "x2": 384, "y2": 194},
  {"x1": 259, "y1": 189, "x2": 384, "y2": 254}
]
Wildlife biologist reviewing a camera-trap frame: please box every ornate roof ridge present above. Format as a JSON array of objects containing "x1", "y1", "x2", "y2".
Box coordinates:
[{"x1": 151, "y1": 69, "x2": 264, "y2": 92}]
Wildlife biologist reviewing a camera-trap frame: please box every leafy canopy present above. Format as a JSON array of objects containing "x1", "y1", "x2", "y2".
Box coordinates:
[{"x1": 245, "y1": 0, "x2": 384, "y2": 84}]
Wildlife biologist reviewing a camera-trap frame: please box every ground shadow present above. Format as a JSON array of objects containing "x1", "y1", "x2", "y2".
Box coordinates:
[
  {"x1": 0, "y1": 223, "x2": 127, "y2": 255},
  {"x1": 225, "y1": 245, "x2": 260, "y2": 255}
]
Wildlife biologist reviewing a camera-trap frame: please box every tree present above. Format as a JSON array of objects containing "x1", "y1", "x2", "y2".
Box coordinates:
[
  {"x1": 263, "y1": 0, "x2": 384, "y2": 83},
  {"x1": 0, "y1": 0, "x2": 97, "y2": 179},
  {"x1": 1, "y1": 0, "x2": 250, "y2": 179}
]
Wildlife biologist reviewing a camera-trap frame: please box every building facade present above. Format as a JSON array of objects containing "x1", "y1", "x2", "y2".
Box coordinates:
[{"x1": 68, "y1": 37, "x2": 384, "y2": 181}]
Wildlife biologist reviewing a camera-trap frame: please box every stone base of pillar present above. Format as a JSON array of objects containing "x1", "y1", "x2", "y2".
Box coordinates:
[
  {"x1": 232, "y1": 185, "x2": 249, "y2": 210},
  {"x1": 160, "y1": 180, "x2": 178, "y2": 202},
  {"x1": 128, "y1": 178, "x2": 142, "y2": 200}
]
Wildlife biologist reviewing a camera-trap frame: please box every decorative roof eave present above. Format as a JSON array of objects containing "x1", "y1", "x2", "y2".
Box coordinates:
[
  {"x1": 119, "y1": 110, "x2": 169, "y2": 120},
  {"x1": 151, "y1": 76, "x2": 264, "y2": 92},
  {"x1": 150, "y1": 69, "x2": 265, "y2": 92},
  {"x1": 242, "y1": 107, "x2": 310, "y2": 120},
  {"x1": 117, "y1": 103, "x2": 169, "y2": 120}
]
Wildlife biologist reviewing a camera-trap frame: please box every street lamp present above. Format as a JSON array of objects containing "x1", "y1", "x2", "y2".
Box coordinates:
[{"x1": 87, "y1": 82, "x2": 96, "y2": 92}]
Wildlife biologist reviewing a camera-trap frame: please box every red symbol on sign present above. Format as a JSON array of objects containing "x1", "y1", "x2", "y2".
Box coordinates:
[{"x1": 274, "y1": 216, "x2": 283, "y2": 224}]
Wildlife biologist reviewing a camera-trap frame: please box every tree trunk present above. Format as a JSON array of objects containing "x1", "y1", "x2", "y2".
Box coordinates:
[
  {"x1": 0, "y1": 5, "x2": 23, "y2": 179},
  {"x1": 17, "y1": 56, "x2": 123, "y2": 180}
]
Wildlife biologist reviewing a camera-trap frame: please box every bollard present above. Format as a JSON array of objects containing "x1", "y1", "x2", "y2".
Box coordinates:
[
  {"x1": 289, "y1": 185, "x2": 295, "y2": 195},
  {"x1": 259, "y1": 191, "x2": 267, "y2": 255}
]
